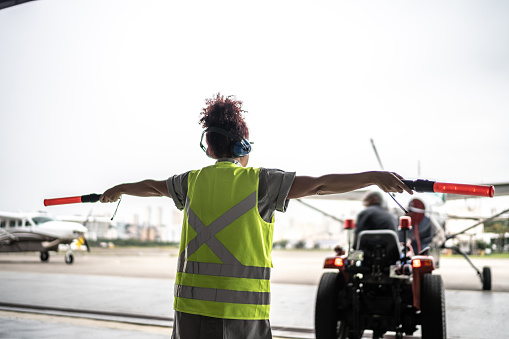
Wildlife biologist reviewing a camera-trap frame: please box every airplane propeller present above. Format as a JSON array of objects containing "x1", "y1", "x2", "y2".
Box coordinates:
[{"x1": 80, "y1": 210, "x2": 93, "y2": 253}]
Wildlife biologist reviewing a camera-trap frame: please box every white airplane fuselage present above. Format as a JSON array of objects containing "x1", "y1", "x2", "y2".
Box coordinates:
[{"x1": 0, "y1": 212, "x2": 87, "y2": 254}]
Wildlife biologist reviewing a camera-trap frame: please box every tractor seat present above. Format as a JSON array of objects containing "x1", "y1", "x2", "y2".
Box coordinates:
[{"x1": 356, "y1": 230, "x2": 402, "y2": 266}]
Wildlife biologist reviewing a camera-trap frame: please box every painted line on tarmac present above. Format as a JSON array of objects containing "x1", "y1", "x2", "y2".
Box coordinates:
[{"x1": 0, "y1": 302, "x2": 315, "y2": 339}]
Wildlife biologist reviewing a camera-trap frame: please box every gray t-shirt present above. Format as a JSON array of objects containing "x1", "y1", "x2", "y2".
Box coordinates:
[{"x1": 166, "y1": 161, "x2": 295, "y2": 223}]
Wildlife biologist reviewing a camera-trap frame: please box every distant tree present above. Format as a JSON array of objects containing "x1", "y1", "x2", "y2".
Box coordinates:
[
  {"x1": 475, "y1": 239, "x2": 489, "y2": 251},
  {"x1": 295, "y1": 240, "x2": 306, "y2": 249},
  {"x1": 273, "y1": 239, "x2": 289, "y2": 249},
  {"x1": 485, "y1": 218, "x2": 509, "y2": 253}
]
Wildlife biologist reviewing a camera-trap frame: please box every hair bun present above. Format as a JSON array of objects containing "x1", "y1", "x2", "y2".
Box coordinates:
[{"x1": 199, "y1": 93, "x2": 249, "y2": 158}]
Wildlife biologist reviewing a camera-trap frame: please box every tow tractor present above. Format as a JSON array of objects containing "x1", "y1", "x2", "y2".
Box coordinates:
[
  {"x1": 313, "y1": 179, "x2": 498, "y2": 338},
  {"x1": 315, "y1": 216, "x2": 445, "y2": 339}
]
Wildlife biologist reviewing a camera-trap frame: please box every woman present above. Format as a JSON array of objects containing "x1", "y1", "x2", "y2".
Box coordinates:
[{"x1": 100, "y1": 93, "x2": 412, "y2": 339}]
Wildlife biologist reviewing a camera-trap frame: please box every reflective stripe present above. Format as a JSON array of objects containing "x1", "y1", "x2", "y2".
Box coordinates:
[
  {"x1": 179, "y1": 192, "x2": 260, "y2": 278},
  {"x1": 178, "y1": 260, "x2": 271, "y2": 280},
  {"x1": 175, "y1": 284, "x2": 271, "y2": 305},
  {"x1": 183, "y1": 205, "x2": 241, "y2": 266}
]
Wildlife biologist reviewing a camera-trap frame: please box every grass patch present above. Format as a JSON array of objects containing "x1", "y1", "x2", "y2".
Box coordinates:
[
  {"x1": 89, "y1": 238, "x2": 179, "y2": 248},
  {"x1": 442, "y1": 253, "x2": 509, "y2": 259}
]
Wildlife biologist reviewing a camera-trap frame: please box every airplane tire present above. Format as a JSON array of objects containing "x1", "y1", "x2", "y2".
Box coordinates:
[
  {"x1": 421, "y1": 274, "x2": 446, "y2": 339},
  {"x1": 65, "y1": 253, "x2": 74, "y2": 264},
  {"x1": 482, "y1": 266, "x2": 492, "y2": 291},
  {"x1": 315, "y1": 272, "x2": 343, "y2": 339},
  {"x1": 40, "y1": 251, "x2": 49, "y2": 262}
]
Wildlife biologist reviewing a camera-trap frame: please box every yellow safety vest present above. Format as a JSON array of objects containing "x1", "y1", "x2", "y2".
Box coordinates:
[{"x1": 173, "y1": 161, "x2": 274, "y2": 320}]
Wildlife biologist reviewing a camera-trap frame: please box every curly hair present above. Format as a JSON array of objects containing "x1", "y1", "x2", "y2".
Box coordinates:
[{"x1": 199, "y1": 93, "x2": 249, "y2": 158}]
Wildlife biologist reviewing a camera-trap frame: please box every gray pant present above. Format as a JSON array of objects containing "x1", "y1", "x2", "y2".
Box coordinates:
[{"x1": 171, "y1": 311, "x2": 272, "y2": 339}]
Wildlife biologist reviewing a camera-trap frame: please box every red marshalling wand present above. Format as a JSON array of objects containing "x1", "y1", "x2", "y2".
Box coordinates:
[
  {"x1": 402, "y1": 180, "x2": 494, "y2": 198},
  {"x1": 43, "y1": 194, "x2": 102, "y2": 207}
]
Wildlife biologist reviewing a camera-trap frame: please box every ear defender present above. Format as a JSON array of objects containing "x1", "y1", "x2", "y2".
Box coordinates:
[{"x1": 200, "y1": 127, "x2": 252, "y2": 157}]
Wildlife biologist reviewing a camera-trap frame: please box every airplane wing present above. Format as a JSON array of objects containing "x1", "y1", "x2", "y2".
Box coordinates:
[
  {"x1": 302, "y1": 189, "x2": 368, "y2": 201},
  {"x1": 0, "y1": 211, "x2": 25, "y2": 219},
  {"x1": 0, "y1": 0, "x2": 36, "y2": 11}
]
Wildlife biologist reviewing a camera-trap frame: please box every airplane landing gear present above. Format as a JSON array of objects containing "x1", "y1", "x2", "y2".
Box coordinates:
[
  {"x1": 482, "y1": 266, "x2": 492, "y2": 291},
  {"x1": 40, "y1": 251, "x2": 49, "y2": 262},
  {"x1": 445, "y1": 245, "x2": 493, "y2": 291},
  {"x1": 65, "y1": 251, "x2": 74, "y2": 264}
]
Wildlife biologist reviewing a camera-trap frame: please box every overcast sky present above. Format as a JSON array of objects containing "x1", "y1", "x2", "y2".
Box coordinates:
[{"x1": 1, "y1": 0, "x2": 508, "y2": 223}]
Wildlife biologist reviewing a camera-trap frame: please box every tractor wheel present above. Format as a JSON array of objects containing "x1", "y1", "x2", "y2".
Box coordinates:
[
  {"x1": 482, "y1": 266, "x2": 492, "y2": 291},
  {"x1": 421, "y1": 274, "x2": 446, "y2": 339},
  {"x1": 315, "y1": 272, "x2": 344, "y2": 339}
]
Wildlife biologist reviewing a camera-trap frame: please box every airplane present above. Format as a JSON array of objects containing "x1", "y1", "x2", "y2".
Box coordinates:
[{"x1": 0, "y1": 211, "x2": 89, "y2": 264}]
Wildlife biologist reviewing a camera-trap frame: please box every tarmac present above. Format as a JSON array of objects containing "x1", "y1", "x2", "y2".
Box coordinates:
[
  {"x1": 0, "y1": 271, "x2": 317, "y2": 339},
  {"x1": 1, "y1": 249, "x2": 508, "y2": 338}
]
